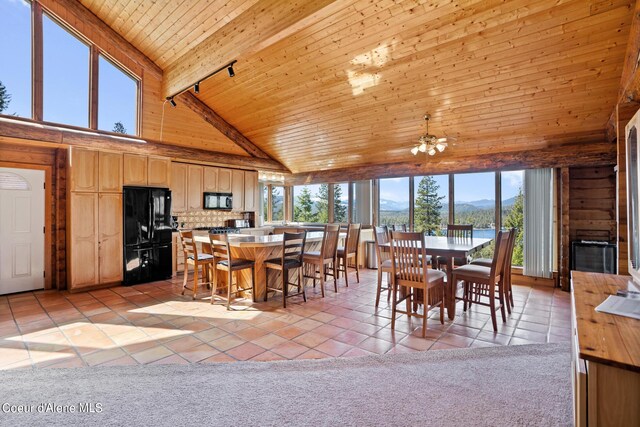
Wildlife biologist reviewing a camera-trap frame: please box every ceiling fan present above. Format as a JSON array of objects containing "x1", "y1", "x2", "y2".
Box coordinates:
[{"x1": 410, "y1": 114, "x2": 455, "y2": 156}]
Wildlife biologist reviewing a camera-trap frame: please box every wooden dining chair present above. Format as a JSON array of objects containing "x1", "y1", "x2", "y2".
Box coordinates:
[
  {"x1": 264, "y1": 231, "x2": 307, "y2": 308},
  {"x1": 178, "y1": 230, "x2": 214, "y2": 300},
  {"x1": 337, "y1": 223, "x2": 361, "y2": 287},
  {"x1": 303, "y1": 224, "x2": 341, "y2": 297},
  {"x1": 208, "y1": 233, "x2": 256, "y2": 310},
  {"x1": 436, "y1": 224, "x2": 473, "y2": 270},
  {"x1": 470, "y1": 227, "x2": 517, "y2": 312},
  {"x1": 390, "y1": 231, "x2": 446, "y2": 337},
  {"x1": 374, "y1": 225, "x2": 395, "y2": 308},
  {"x1": 451, "y1": 229, "x2": 511, "y2": 331}
]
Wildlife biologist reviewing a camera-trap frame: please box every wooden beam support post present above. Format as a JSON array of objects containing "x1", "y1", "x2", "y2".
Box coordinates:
[
  {"x1": 176, "y1": 92, "x2": 273, "y2": 159},
  {"x1": 560, "y1": 167, "x2": 570, "y2": 291}
]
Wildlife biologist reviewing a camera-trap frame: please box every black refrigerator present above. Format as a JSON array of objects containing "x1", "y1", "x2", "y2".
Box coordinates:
[{"x1": 123, "y1": 187, "x2": 173, "y2": 285}]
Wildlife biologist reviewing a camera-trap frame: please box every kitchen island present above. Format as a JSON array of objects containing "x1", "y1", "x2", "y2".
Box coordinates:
[{"x1": 193, "y1": 232, "x2": 329, "y2": 300}]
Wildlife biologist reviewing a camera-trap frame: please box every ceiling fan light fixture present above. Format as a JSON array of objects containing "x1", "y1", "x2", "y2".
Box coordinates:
[
  {"x1": 409, "y1": 113, "x2": 452, "y2": 158},
  {"x1": 411, "y1": 146, "x2": 419, "y2": 155},
  {"x1": 436, "y1": 142, "x2": 446, "y2": 152},
  {"x1": 428, "y1": 147, "x2": 436, "y2": 156},
  {"x1": 418, "y1": 142, "x2": 427, "y2": 152}
]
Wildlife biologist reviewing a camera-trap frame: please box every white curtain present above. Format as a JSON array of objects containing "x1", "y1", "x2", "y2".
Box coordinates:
[{"x1": 523, "y1": 168, "x2": 553, "y2": 278}]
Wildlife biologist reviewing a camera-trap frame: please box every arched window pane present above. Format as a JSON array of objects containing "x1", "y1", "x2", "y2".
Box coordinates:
[{"x1": 0, "y1": 172, "x2": 30, "y2": 190}]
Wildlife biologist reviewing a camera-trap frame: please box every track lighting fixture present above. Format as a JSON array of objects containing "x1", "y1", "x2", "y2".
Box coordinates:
[
  {"x1": 168, "y1": 97, "x2": 177, "y2": 107},
  {"x1": 166, "y1": 60, "x2": 237, "y2": 101},
  {"x1": 227, "y1": 65, "x2": 235, "y2": 77},
  {"x1": 194, "y1": 82, "x2": 200, "y2": 94}
]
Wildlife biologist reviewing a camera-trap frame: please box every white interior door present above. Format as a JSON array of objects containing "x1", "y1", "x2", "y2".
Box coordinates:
[{"x1": 0, "y1": 167, "x2": 45, "y2": 294}]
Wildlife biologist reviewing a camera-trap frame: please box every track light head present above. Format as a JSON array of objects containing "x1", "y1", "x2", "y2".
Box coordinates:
[
  {"x1": 168, "y1": 97, "x2": 177, "y2": 107},
  {"x1": 194, "y1": 82, "x2": 200, "y2": 94},
  {"x1": 227, "y1": 65, "x2": 235, "y2": 77}
]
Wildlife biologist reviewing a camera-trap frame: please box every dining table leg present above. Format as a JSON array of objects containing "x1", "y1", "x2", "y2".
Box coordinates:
[{"x1": 446, "y1": 258, "x2": 456, "y2": 320}]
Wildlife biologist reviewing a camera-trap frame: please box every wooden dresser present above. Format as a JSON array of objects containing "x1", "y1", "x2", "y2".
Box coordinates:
[{"x1": 571, "y1": 271, "x2": 640, "y2": 426}]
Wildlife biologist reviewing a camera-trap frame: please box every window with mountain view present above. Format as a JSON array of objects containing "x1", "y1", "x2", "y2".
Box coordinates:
[
  {"x1": 501, "y1": 170, "x2": 524, "y2": 266},
  {"x1": 293, "y1": 184, "x2": 328, "y2": 223},
  {"x1": 453, "y1": 172, "x2": 496, "y2": 238},
  {"x1": 43, "y1": 13, "x2": 90, "y2": 127},
  {"x1": 413, "y1": 175, "x2": 448, "y2": 235},
  {"x1": 0, "y1": 0, "x2": 31, "y2": 118},
  {"x1": 262, "y1": 185, "x2": 268, "y2": 223},
  {"x1": 271, "y1": 186, "x2": 284, "y2": 222},
  {"x1": 98, "y1": 55, "x2": 138, "y2": 135},
  {"x1": 333, "y1": 183, "x2": 348, "y2": 223},
  {"x1": 379, "y1": 177, "x2": 409, "y2": 227}
]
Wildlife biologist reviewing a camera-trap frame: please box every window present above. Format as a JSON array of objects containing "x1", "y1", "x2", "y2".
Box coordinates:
[
  {"x1": 271, "y1": 186, "x2": 284, "y2": 222},
  {"x1": 98, "y1": 55, "x2": 138, "y2": 135},
  {"x1": 43, "y1": 13, "x2": 90, "y2": 127},
  {"x1": 453, "y1": 172, "x2": 495, "y2": 238},
  {"x1": 262, "y1": 185, "x2": 269, "y2": 223},
  {"x1": 0, "y1": 0, "x2": 31, "y2": 117},
  {"x1": 350, "y1": 182, "x2": 358, "y2": 222},
  {"x1": 501, "y1": 171, "x2": 524, "y2": 266},
  {"x1": 333, "y1": 183, "x2": 348, "y2": 223},
  {"x1": 413, "y1": 175, "x2": 448, "y2": 235},
  {"x1": 379, "y1": 177, "x2": 409, "y2": 227}
]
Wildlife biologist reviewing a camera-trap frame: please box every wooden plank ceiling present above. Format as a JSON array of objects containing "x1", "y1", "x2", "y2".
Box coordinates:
[{"x1": 80, "y1": 0, "x2": 634, "y2": 174}]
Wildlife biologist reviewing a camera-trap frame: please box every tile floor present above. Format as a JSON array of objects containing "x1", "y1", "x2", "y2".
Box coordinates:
[{"x1": 0, "y1": 269, "x2": 572, "y2": 369}]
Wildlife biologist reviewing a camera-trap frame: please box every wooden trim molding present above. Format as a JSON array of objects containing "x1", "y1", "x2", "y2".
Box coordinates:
[
  {"x1": 177, "y1": 92, "x2": 273, "y2": 159},
  {"x1": 32, "y1": 1, "x2": 43, "y2": 122},
  {"x1": 0, "y1": 116, "x2": 288, "y2": 171},
  {"x1": 89, "y1": 45, "x2": 99, "y2": 130}
]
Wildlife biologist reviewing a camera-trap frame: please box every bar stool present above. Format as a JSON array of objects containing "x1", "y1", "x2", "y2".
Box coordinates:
[
  {"x1": 303, "y1": 224, "x2": 340, "y2": 297},
  {"x1": 337, "y1": 223, "x2": 361, "y2": 287},
  {"x1": 179, "y1": 230, "x2": 214, "y2": 300},
  {"x1": 209, "y1": 233, "x2": 256, "y2": 310},
  {"x1": 264, "y1": 231, "x2": 307, "y2": 308}
]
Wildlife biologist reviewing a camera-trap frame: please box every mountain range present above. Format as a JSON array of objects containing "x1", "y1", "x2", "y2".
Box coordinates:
[{"x1": 379, "y1": 196, "x2": 517, "y2": 212}]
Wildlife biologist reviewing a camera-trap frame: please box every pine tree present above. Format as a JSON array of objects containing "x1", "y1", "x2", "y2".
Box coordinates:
[
  {"x1": 504, "y1": 189, "x2": 524, "y2": 266},
  {"x1": 271, "y1": 186, "x2": 284, "y2": 220},
  {"x1": 0, "y1": 80, "x2": 11, "y2": 113},
  {"x1": 113, "y1": 121, "x2": 127, "y2": 134},
  {"x1": 414, "y1": 176, "x2": 444, "y2": 235},
  {"x1": 333, "y1": 184, "x2": 347, "y2": 222},
  {"x1": 294, "y1": 186, "x2": 314, "y2": 222},
  {"x1": 315, "y1": 184, "x2": 329, "y2": 223}
]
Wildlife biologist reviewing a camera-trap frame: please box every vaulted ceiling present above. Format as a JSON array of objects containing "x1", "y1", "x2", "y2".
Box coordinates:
[{"x1": 79, "y1": 0, "x2": 634, "y2": 174}]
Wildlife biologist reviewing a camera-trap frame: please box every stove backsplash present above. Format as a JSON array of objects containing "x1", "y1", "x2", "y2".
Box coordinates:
[{"x1": 173, "y1": 209, "x2": 244, "y2": 229}]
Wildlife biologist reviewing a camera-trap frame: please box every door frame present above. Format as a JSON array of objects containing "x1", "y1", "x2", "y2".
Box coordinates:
[{"x1": 0, "y1": 162, "x2": 52, "y2": 290}]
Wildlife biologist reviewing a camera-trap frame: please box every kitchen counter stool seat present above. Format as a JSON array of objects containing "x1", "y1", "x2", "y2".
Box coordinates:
[
  {"x1": 179, "y1": 230, "x2": 214, "y2": 300},
  {"x1": 209, "y1": 234, "x2": 256, "y2": 310},
  {"x1": 265, "y1": 232, "x2": 307, "y2": 308}
]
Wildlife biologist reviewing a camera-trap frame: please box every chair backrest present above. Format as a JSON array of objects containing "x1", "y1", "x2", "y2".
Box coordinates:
[
  {"x1": 281, "y1": 231, "x2": 306, "y2": 264},
  {"x1": 344, "y1": 223, "x2": 362, "y2": 255},
  {"x1": 488, "y1": 229, "x2": 512, "y2": 281},
  {"x1": 273, "y1": 227, "x2": 302, "y2": 235},
  {"x1": 374, "y1": 225, "x2": 390, "y2": 261},
  {"x1": 504, "y1": 227, "x2": 517, "y2": 276},
  {"x1": 389, "y1": 231, "x2": 428, "y2": 286},
  {"x1": 179, "y1": 230, "x2": 198, "y2": 260},
  {"x1": 321, "y1": 224, "x2": 341, "y2": 260},
  {"x1": 447, "y1": 224, "x2": 473, "y2": 239},
  {"x1": 208, "y1": 233, "x2": 232, "y2": 262},
  {"x1": 391, "y1": 224, "x2": 407, "y2": 232}
]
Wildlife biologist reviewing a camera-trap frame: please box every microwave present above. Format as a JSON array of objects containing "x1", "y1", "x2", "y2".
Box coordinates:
[{"x1": 203, "y1": 192, "x2": 233, "y2": 210}]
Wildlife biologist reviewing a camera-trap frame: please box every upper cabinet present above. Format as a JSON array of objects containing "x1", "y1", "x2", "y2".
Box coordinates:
[
  {"x1": 244, "y1": 171, "x2": 259, "y2": 212},
  {"x1": 69, "y1": 148, "x2": 99, "y2": 192},
  {"x1": 218, "y1": 169, "x2": 232, "y2": 193},
  {"x1": 147, "y1": 156, "x2": 171, "y2": 188},
  {"x1": 203, "y1": 167, "x2": 218, "y2": 192},
  {"x1": 231, "y1": 169, "x2": 245, "y2": 211},
  {"x1": 187, "y1": 165, "x2": 204, "y2": 210},
  {"x1": 171, "y1": 162, "x2": 188, "y2": 212},
  {"x1": 123, "y1": 154, "x2": 148, "y2": 186},
  {"x1": 98, "y1": 151, "x2": 122, "y2": 193}
]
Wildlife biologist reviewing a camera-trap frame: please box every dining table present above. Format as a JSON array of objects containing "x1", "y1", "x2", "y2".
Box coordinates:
[{"x1": 380, "y1": 236, "x2": 493, "y2": 319}]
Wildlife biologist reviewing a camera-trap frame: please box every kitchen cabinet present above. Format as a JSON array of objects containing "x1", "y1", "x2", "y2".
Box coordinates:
[
  {"x1": 187, "y1": 165, "x2": 204, "y2": 210},
  {"x1": 147, "y1": 156, "x2": 171, "y2": 188},
  {"x1": 68, "y1": 192, "x2": 123, "y2": 290},
  {"x1": 123, "y1": 154, "x2": 148, "y2": 186},
  {"x1": 218, "y1": 169, "x2": 232, "y2": 192},
  {"x1": 231, "y1": 169, "x2": 244, "y2": 211},
  {"x1": 171, "y1": 162, "x2": 188, "y2": 212},
  {"x1": 98, "y1": 151, "x2": 123, "y2": 193},
  {"x1": 243, "y1": 171, "x2": 259, "y2": 212},
  {"x1": 69, "y1": 147, "x2": 99, "y2": 192},
  {"x1": 203, "y1": 167, "x2": 218, "y2": 192}
]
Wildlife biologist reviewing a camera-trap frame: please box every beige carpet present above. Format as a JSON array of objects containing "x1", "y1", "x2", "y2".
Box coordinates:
[{"x1": 0, "y1": 343, "x2": 571, "y2": 426}]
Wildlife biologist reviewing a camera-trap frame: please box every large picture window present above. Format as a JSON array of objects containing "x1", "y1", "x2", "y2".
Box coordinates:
[
  {"x1": 43, "y1": 13, "x2": 90, "y2": 127},
  {"x1": 98, "y1": 55, "x2": 138, "y2": 135},
  {"x1": 501, "y1": 171, "x2": 524, "y2": 266},
  {"x1": 413, "y1": 175, "x2": 448, "y2": 235},
  {"x1": 379, "y1": 177, "x2": 409, "y2": 227},
  {"x1": 453, "y1": 172, "x2": 495, "y2": 238},
  {"x1": 333, "y1": 183, "x2": 348, "y2": 223},
  {"x1": 0, "y1": 0, "x2": 32, "y2": 118},
  {"x1": 271, "y1": 186, "x2": 284, "y2": 222}
]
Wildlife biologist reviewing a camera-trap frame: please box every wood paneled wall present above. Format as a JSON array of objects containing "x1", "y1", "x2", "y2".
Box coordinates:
[{"x1": 569, "y1": 166, "x2": 617, "y2": 243}]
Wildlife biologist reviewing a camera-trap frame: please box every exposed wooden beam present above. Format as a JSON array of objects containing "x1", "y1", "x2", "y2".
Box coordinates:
[
  {"x1": 32, "y1": 1, "x2": 43, "y2": 121},
  {"x1": 286, "y1": 140, "x2": 616, "y2": 185},
  {"x1": 0, "y1": 116, "x2": 287, "y2": 171},
  {"x1": 176, "y1": 92, "x2": 272, "y2": 159},
  {"x1": 619, "y1": 0, "x2": 640, "y2": 103},
  {"x1": 162, "y1": 0, "x2": 340, "y2": 98}
]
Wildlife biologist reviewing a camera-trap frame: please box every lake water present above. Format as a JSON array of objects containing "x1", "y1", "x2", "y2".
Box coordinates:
[{"x1": 442, "y1": 228, "x2": 495, "y2": 238}]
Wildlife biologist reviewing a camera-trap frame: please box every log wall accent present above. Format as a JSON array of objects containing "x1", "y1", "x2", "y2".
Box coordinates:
[{"x1": 569, "y1": 166, "x2": 617, "y2": 243}]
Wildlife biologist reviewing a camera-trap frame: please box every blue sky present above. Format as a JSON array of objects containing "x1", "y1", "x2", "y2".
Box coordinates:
[{"x1": 0, "y1": 0, "x2": 137, "y2": 134}]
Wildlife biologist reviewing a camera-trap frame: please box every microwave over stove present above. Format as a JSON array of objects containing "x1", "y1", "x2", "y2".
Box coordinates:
[{"x1": 203, "y1": 192, "x2": 233, "y2": 210}]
